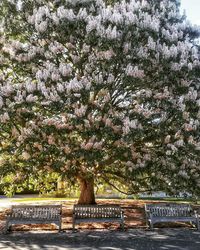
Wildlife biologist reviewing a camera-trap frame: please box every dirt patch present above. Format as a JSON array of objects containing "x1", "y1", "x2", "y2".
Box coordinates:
[{"x1": 0, "y1": 199, "x2": 198, "y2": 232}]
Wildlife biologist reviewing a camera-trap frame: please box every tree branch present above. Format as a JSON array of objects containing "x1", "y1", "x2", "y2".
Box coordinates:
[{"x1": 102, "y1": 177, "x2": 153, "y2": 196}]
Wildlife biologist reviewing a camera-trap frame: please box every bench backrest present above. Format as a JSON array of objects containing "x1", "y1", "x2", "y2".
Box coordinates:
[
  {"x1": 10, "y1": 205, "x2": 62, "y2": 220},
  {"x1": 73, "y1": 205, "x2": 122, "y2": 219},
  {"x1": 145, "y1": 204, "x2": 193, "y2": 217}
]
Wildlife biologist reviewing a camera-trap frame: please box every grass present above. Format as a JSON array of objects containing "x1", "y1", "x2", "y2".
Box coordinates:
[
  {"x1": 10, "y1": 196, "x2": 200, "y2": 204},
  {"x1": 10, "y1": 197, "x2": 77, "y2": 202},
  {"x1": 139, "y1": 197, "x2": 200, "y2": 204}
]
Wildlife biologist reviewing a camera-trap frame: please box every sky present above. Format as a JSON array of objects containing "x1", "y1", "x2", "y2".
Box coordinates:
[
  {"x1": 15, "y1": 0, "x2": 200, "y2": 26},
  {"x1": 180, "y1": 0, "x2": 200, "y2": 25}
]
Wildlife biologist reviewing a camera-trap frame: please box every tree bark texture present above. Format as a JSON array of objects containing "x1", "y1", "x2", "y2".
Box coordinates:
[{"x1": 78, "y1": 177, "x2": 96, "y2": 204}]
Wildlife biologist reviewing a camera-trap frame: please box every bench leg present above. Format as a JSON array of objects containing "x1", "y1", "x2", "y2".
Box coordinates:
[
  {"x1": 196, "y1": 218, "x2": 199, "y2": 230},
  {"x1": 120, "y1": 220, "x2": 124, "y2": 231},
  {"x1": 72, "y1": 221, "x2": 75, "y2": 232},
  {"x1": 4, "y1": 221, "x2": 11, "y2": 234},
  {"x1": 149, "y1": 220, "x2": 153, "y2": 230},
  {"x1": 58, "y1": 222, "x2": 62, "y2": 232}
]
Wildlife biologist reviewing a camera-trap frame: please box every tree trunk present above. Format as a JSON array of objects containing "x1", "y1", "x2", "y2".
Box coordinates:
[{"x1": 78, "y1": 177, "x2": 96, "y2": 204}]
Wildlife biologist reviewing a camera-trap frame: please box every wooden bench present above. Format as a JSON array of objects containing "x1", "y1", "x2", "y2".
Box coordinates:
[
  {"x1": 4, "y1": 204, "x2": 62, "y2": 233},
  {"x1": 72, "y1": 204, "x2": 124, "y2": 231},
  {"x1": 145, "y1": 203, "x2": 199, "y2": 230}
]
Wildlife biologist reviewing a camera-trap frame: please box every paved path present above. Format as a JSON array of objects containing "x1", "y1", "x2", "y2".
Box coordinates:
[
  {"x1": 0, "y1": 196, "x2": 12, "y2": 211},
  {"x1": 0, "y1": 229, "x2": 200, "y2": 250},
  {"x1": 0, "y1": 195, "x2": 59, "y2": 211}
]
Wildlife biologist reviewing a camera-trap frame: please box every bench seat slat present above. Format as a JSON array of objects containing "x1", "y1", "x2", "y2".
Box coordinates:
[{"x1": 152, "y1": 217, "x2": 197, "y2": 222}]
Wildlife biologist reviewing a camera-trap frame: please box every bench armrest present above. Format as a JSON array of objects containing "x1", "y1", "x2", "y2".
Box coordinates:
[
  {"x1": 6, "y1": 211, "x2": 12, "y2": 218},
  {"x1": 194, "y1": 210, "x2": 199, "y2": 218},
  {"x1": 145, "y1": 209, "x2": 152, "y2": 218}
]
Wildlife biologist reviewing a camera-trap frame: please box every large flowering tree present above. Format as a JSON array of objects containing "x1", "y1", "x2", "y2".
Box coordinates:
[{"x1": 0, "y1": 0, "x2": 200, "y2": 203}]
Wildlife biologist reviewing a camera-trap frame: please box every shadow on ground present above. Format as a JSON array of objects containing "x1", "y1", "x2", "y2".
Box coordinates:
[{"x1": 0, "y1": 229, "x2": 200, "y2": 250}]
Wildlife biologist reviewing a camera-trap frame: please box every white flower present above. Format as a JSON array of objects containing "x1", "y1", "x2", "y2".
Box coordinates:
[
  {"x1": 86, "y1": 18, "x2": 99, "y2": 33},
  {"x1": 105, "y1": 118, "x2": 112, "y2": 127},
  {"x1": 123, "y1": 42, "x2": 131, "y2": 53},
  {"x1": 164, "y1": 135, "x2": 171, "y2": 144},
  {"x1": 51, "y1": 72, "x2": 60, "y2": 81},
  {"x1": 126, "y1": 64, "x2": 144, "y2": 78},
  {"x1": 107, "y1": 74, "x2": 115, "y2": 83},
  {"x1": 82, "y1": 44, "x2": 90, "y2": 53},
  {"x1": 188, "y1": 136, "x2": 194, "y2": 144},
  {"x1": 71, "y1": 55, "x2": 80, "y2": 64},
  {"x1": 188, "y1": 63, "x2": 193, "y2": 70},
  {"x1": 147, "y1": 36, "x2": 156, "y2": 50},
  {"x1": 0, "y1": 97, "x2": 3, "y2": 108},
  {"x1": 52, "y1": 13, "x2": 60, "y2": 25},
  {"x1": 129, "y1": 119, "x2": 138, "y2": 129},
  {"x1": 184, "y1": 123, "x2": 194, "y2": 131},
  {"x1": 57, "y1": 83, "x2": 65, "y2": 93},
  {"x1": 175, "y1": 139, "x2": 184, "y2": 147},
  {"x1": 126, "y1": 161, "x2": 134, "y2": 167},
  {"x1": 178, "y1": 170, "x2": 189, "y2": 179},
  {"x1": 67, "y1": 78, "x2": 83, "y2": 92},
  {"x1": 59, "y1": 63, "x2": 72, "y2": 77},
  {"x1": 48, "y1": 135, "x2": 55, "y2": 145},
  {"x1": 166, "y1": 150, "x2": 171, "y2": 156},
  {"x1": 0, "y1": 112, "x2": 10, "y2": 123},
  {"x1": 77, "y1": 8, "x2": 88, "y2": 20},
  {"x1": 27, "y1": 15, "x2": 35, "y2": 25},
  {"x1": 195, "y1": 142, "x2": 200, "y2": 151},
  {"x1": 22, "y1": 151, "x2": 31, "y2": 160},
  {"x1": 64, "y1": 145, "x2": 71, "y2": 154},
  {"x1": 12, "y1": 127, "x2": 19, "y2": 137},
  {"x1": 93, "y1": 141, "x2": 103, "y2": 150},
  {"x1": 57, "y1": 6, "x2": 66, "y2": 19},
  {"x1": 26, "y1": 94, "x2": 38, "y2": 103},
  {"x1": 81, "y1": 141, "x2": 93, "y2": 150},
  {"x1": 25, "y1": 81, "x2": 36, "y2": 93},
  {"x1": 37, "y1": 21, "x2": 48, "y2": 33},
  {"x1": 36, "y1": 70, "x2": 43, "y2": 80},
  {"x1": 75, "y1": 105, "x2": 87, "y2": 117},
  {"x1": 107, "y1": 26, "x2": 118, "y2": 39},
  {"x1": 171, "y1": 145, "x2": 178, "y2": 152},
  {"x1": 1, "y1": 84, "x2": 14, "y2": 96}
]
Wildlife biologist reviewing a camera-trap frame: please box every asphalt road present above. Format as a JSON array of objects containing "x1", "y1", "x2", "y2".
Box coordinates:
[{"x1": 0, "y1": 229, "x2": 200, "y2": 250}]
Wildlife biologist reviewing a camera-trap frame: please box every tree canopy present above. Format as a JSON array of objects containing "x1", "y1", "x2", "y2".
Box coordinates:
[{"x1": 0, "y1": 0, "x2": 200, "y2": 203}]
